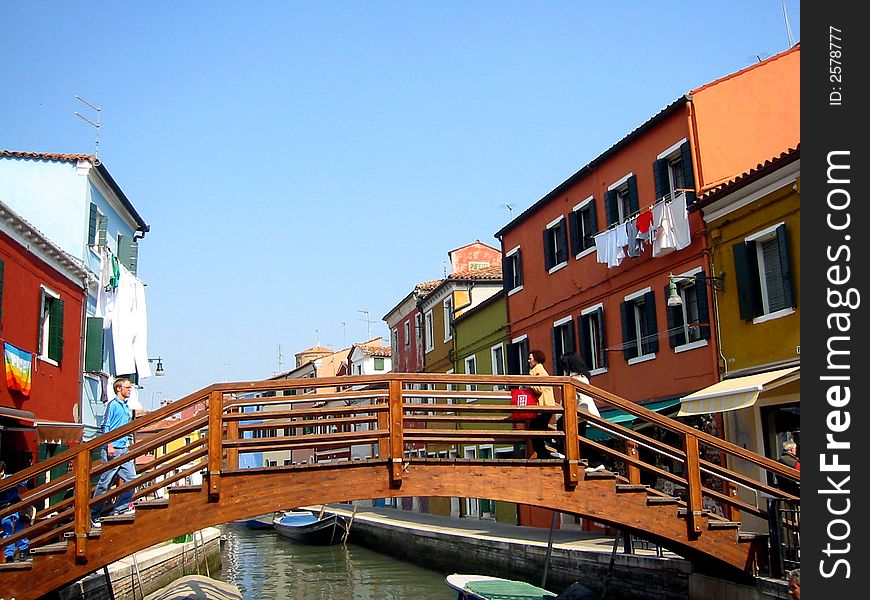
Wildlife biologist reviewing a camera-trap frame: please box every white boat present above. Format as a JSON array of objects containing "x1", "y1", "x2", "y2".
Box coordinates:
[{"x1": 445, "y1": 574, "x2": 557, "y2": 600}]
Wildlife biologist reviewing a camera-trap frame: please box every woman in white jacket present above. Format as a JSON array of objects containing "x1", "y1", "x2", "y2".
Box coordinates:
[{"x1": 559, "y1": 352, "x2": 606, "y2": 472}]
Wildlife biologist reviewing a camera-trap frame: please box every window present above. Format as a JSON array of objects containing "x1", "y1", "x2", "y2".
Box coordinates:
[
  {"x1": 117, "y1": 234, "x2": 139, "y2": 275},
  {"x1": 464, "y1": 356, "x2": 477, "y2": 392},
  {"x1": 443, "y1": 297, "x2": 453, "y2": 342},
  {"x1": 543, "y1": 216, "x2": 568, "y2": 272},
  {"x1": 506, "y1": 335, "x2": 529, "y2": 375},
  {"x1": 404, "y1": 320, "x2": 411, "y2": 346},
  {"x1": 424, "y1": 310, "x2": 434, "y2": 352},
  {"x1": 38, "y1": 286, "x2": 64, "y2": 364},
  {"x1": 665, "y1": 269, "x2": 711, "y2": 349},
  {"x1": 570, "y1": 196, "x2": 598, "y2": 257},
  {"x1": 503, "y1": 246, "x2": 523, "y2": 294},
  {"x1": 579, "y1": 304, "x2": 607, "y2": 373},
  {"x1": 605, "y1": 174, "x2": 639, "y2": 226},
  {"x1": 620, "y1": 289, "x2": 658, "y2": 363},
  {"x1": 87, "y1": 202, "x2": 108, "y2": 247},
  {"x1": 390, "y1": 327, "x2": 398, "y2": 358},
  {"x1": 491, "y1": 343, "x2": 506, "y2": 390},
  {"x1": 374, "y1": 357, "x2": 385, "y2": 371},
  {"x1": 551, "y1": 317, "x2": 575, "y2": 374},
  {"x1": 654, "y1": 140, "x2": 696, "y2": 204},
  {"x1": 733, "y1": 223, "x2": 795, "y2": 321},
  {"x1": 84, "y1": 316, "x2": 104, "y2": 372}
]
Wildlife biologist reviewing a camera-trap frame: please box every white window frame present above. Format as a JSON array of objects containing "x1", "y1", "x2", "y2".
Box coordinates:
[
  {"x1": 38, "y1": 285, "x2": 61, "y2": 365},
  {"x1": 745, "y1": 222, "x2": 796, "y2": 323},
  {"x1": 545, "y1": 215, "x2": 568, "y2": 274},
  {"x1": 572, "y1": 195, "x2": 597, "y2": 259},
  {"x1": 424, "y1": 310, "x2": 434, "y2": 352},
  {"x1": 443, "y1": 297, "x2": 453, "y2": 342},
  {"x1": 580, "y1": 303, "x2": 608, "y2": 375},
  {"x1": 670, "y1": 267, "x2": 709, "y2": 353},
  {"x1": 404, "y1": 320, "x2": 411, "y2": 346},
  {"x1": 505, "y1": 245, "x2": 523, "y2": 295},
  {"x1": 490, "y1": 343, "x2": 506, "y2": 390},
  {"x1": 623, "y1": 287, "x2": 656, "y2": 365},
  {"x1": 657, "y1": 138, "x2": 689, "y2": 202},
  {"x1": 608, "y1": 172, "x2": 635, "y2": 224}
]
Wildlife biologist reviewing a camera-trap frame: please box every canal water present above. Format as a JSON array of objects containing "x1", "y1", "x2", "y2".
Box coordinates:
[{"x1": 216, "y1": 523, "x2": 456, "y2": 599}]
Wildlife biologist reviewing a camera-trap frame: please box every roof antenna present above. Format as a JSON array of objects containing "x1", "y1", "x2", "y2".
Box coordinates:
[
  {"x1": 780, "y1": 0, "x2": 795, "y2": 47},
  {"x1": 74, "y1": 95, "x2": 102, "y2": 162},
  {"x1": 500, "y1": 203, "x2": 515, "y2": 217}
]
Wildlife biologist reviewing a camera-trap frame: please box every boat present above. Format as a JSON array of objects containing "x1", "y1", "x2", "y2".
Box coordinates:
[
  {"x1": 233, "y1": 511, "x2": 281, "y2": 530},
  {"x1": 446, "y1": 574, "x2": 556, "y2": 600},
  {"x1": 272, "y1": 509, "x2": 350, "y2": 545},
  {"x1": 142, "y1": 574, "x2": 242, "y2": 600}
]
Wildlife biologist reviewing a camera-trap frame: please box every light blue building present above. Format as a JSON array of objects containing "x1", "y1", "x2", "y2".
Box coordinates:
[{"x1": 0, "y1": 150, "x2": 151, "y2": 440}]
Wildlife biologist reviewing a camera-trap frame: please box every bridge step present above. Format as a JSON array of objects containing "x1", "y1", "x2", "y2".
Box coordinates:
[
  {"x1": 0, "y1": 560, "x2": 32, "y2": 571},
  {"x1": 738, "y1": 532, "x2": 769, "y2": 543},
  {"x1": 616, "y1": 484, "x2": 649, "y2": 493},
  {"x1": 136, "y1": 498, "x2": 171, "y2": 509},
  {"x1": 646, "y1": 496, "x2": 681, "y2": 506},
  {"x1": 707, "y1": 520, "x2": 741, "y2": 530},
  {"x1": 31, "y1": 542, "x2": 68, "y2": 555},
  {"x1": 99, "y1": 513, "x2": 136, "y2": 525},
  {"x1": 168, "y1": 485, "x2": 203, "y2": 495},
  {"x1": 583, "y1": 470, "x2": 616, "y2": 479},
  {"x1": 676, "y1": 507, "x2": 711, "y2": 517}
]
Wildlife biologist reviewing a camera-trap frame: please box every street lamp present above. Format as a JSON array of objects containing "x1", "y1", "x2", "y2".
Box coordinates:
[
  {"x1": 148, "y1": 357, "x2": 166, "y2": 376},
  {"x1": 667, "y1": 272, "x2": 726, "y2": 307}
]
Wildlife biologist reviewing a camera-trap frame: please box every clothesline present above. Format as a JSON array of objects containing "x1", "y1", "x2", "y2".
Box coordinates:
[{"x1": 596, "y1": 191, "x2": 684, "y2": 236}]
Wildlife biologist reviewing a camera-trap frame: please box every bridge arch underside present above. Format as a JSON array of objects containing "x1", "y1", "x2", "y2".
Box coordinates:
[{"x1": 15, "y1": 461, "x2": 757, "y2": 598}]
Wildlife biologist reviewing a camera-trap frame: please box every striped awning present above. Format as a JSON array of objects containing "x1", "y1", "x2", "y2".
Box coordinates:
[
  {"x1": 587, "y1": 398, "x2": 681, "y2": 441},
  {"x1": 677, "y1": 366, "x2": 800, "y2": 417}
]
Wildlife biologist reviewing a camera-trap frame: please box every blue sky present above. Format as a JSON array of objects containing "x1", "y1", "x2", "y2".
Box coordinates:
[{"x1": 1, "y1": 1, "x2": 800, "y2": 408}]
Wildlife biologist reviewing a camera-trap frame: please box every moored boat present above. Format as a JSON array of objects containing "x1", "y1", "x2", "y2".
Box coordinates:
[
  {"x1": 233, "y1": 511, "x2": 281, "y2": 530},
  {"x1": 272, "y1": 509, "x2": 350, "y2": 545},
  {"x1": 445, "y1": 574, "x2": 556, "y2": 600}
]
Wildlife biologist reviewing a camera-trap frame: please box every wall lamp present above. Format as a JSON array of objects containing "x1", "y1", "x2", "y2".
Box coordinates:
[
  {"x1": 667, "y1": 272, "x2": 725, "y2": 307},
  {"x1": 148, "y1": 357, "x2": 166, "y2": 376}
]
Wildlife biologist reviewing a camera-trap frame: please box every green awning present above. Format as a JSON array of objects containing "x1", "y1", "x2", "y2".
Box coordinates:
[{"x1": 587, "y1": 398, "x2": 681, "y2": 441}]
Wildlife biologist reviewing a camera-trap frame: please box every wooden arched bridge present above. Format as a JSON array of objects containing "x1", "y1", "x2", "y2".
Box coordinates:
[{"x1": 0, "y1": 373, "x2": 799, "y2": 599}]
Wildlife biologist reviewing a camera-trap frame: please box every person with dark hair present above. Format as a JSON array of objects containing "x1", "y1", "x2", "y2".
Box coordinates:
[
  {"x1": 558, "y1": 352, "x2": 605, "y2": 472},
  {"x1": 787, "y1": 568, "x2": 800, "y2": 599},
  {"x1": 90, "y1": 377, "x2": 138, "y2": 528},
  {"x1": 526, "y1": 350, "x2": 561, "y2": 459},
  {"x1": 0, "y1": 461, "x2": 30, "y2": 562}
]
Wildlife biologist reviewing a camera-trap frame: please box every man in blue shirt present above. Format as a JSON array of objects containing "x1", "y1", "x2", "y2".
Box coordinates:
[
  {"x1": 1, "y1": 460, "x2": 30, "y2": 562},
  {"x1": 90, "y1": 377, "x2": 138, "y2": 528}
]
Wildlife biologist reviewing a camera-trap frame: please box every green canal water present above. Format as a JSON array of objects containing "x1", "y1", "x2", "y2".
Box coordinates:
[{"x1": 216, "y1": 523, "x2": 456, "y2": 599}]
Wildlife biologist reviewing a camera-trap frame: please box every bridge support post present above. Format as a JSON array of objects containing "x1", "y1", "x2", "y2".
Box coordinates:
[
  {"x1": 388, "y1": 379, "x2": 404, "y2": 488},
  {"x1": 208, "y1": 391, "x2": 223, "y2": 501},
  {"x1": 226, "y1": 408, "x2": 239, "y2": 470},
  {"x1": 561, "y1": 383, "x2": 580, "y2": 487},
  {"x1": 683, "y1": 433, "x2": 704, "y2": 536},
  {"x1": 74, "y1": 450, "x2": 91, "y2": 562},
  {"x1": 625, "y1": 440, "x2": 641, "y2": 484}
]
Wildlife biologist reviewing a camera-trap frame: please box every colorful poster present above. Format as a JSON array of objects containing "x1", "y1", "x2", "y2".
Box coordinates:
[{"x1": 4, "y1": 341, "x2": 33, "y2": 396}]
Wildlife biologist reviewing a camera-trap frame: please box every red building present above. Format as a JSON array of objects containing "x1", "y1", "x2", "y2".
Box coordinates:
[{"x1": 0, "y1": 201, "x2": 87, "y2": 472}]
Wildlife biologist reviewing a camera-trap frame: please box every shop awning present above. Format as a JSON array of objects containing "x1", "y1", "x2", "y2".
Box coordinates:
[
  {"x1": 677, "y1": 366, "x2": 800, "y2": 417},
  {"x1": 587, "y1": 398, "x2": 681, "y2": 441},
  {"x1": 0, "y1": 406, "x2": 37, "y2": 430},
  {"x1": 35, "y1": 421, "x2": 85, "y2": 444}
]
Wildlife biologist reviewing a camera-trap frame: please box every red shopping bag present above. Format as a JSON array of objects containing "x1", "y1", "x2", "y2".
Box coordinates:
[{"x1": 510, "y1": 388, "x2": 539, "y2": 420}]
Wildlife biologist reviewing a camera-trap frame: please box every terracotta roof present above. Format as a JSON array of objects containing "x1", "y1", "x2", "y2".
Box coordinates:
[
  {"x1": 1, "y1": 150, "x2": 97, "y2": 163},
  {"x1": 447, "y1": 264, "x2": 502, "y2": 280},
  {"x1": 694, "y1": 144, "x2": 800, "y2": 205},
  {"x1": 297, "y1": 345, "x2": 333, "y2": 354},
  {"x1": 416, "y1": 279, "x2": 443, "y2": 292},
  {"x1": 359, "y1": 345, "x2": 392, "y2": 358}
]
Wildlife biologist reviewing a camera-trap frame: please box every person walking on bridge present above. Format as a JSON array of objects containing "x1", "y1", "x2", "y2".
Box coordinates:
[
  {"x1": 526, "y1": 350, "x2": 562, "y2": 459},
  {"x1": 90, "y1": 377, "x2": 138, "y2": 528}
]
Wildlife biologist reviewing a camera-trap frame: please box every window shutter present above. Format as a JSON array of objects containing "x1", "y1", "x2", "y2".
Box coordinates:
[
  {"x1": 597, "y1": 307, "x2": 607, "y2": 368},
  {"x1": 776, "y1": 224, "x2": 795, "y2": 308},
  {"x1": 502, "y1": 254, "x2": 514, "y2": 292},
  {"x1": 507, "y1": 341, "x2": 522, "y2": 375},
  {"x1": 620, "y1": 301, "x2": 635, "y2": 360},
  {"x1": 644, "y1": 291, "x2": 659, "y2": 353},
  {"x1": 569, "y1": 211, "x2": 581, "y2": 257},
  {"x1": 118, "y1": 235, "x2": 139, "y2": 275},
  {"x1": 627, "y1": 175, "x2": 640, "y2": 217},
  {"x1": 605, "y1": 190, "x2": 618, "y2": 227},
  {"x1": 664, "y1": 284, "x2": 683, "y2": 348},
  {"x1": 88, "y1": 203, "x2": 98, "y2": 245},
  {"x1": 85, "y1": 317, "x2": 104, "y2": 372},
  {"x1": 653, "y1": 159, "x2": 669, "y2": 201},
  {"x1": 557, "y1": 220, "x2": 568, "y2": 263},
  {"x1": 680, "y1": 142, "x2": 696, "y2": 205},
  {"x1": 694, "y1": 274, "x2": 711, "y2": 340},
  {"x1": 97, "y1": 215, "x2": 108, "y2": 247},
  {"x1": 587, "y1": 201, "x2": 599, "y2": 249},
  {"x1": 543, "y1": 229, "x2": 554, "y2": 270},
  {"x1": 515, "y1": 250, "x2": 523, "y2": 286},
  {"x1": 733, "y1": 241, "x2": 762, "y2": 319},
  {"x1": 577, "y1": 314, "x2": 588, "y2": 362},
  {"x1": 48, "y1": 297, "x2": 64, "y2": 363},
  {"x1": 551, "y1": 328, "x2": 560, "y2": 375}
]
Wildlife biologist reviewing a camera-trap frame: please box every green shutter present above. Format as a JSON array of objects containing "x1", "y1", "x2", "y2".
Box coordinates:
[
  {"x1": 515, "y1": 250, "x2": 523, "y2": 286},
  {"x1": 694, "y1": 274, "x2": 711, "y2": 340},
  {"x1": 653, "y1": 158, "x2": 670, "y2": 201},
  {"x1": 569, "y1": 210, "x2": 581, "y2": 257},
  {"x1": 680, "y1": 142, "x2": 696, "y2": 204},
  {"x1": 620, "y1": 301, "x2": 635, "y2": 360},
  {"x1": 557, "y1": 221, "x2": 568, "y2": 264},
  {"x1": 47, "y1": 297, "x2": 64, "y2": 363},
  {"x1": 502, "y1": 254, "x2": 514, "y2": 292},
  {"x1": 118, "y1": 235, "x2": 139, "y2": 275},
  {"x1": 88, "y1": 203, "x2": 98, "y2": 245},
  {"x1": 605, "y1": 190, "x2": 618, "y2": 227},
  {"x1": 97, "y1": 214, "x2": 108, "y2": 247},
  {"x1": 597, "y1": 307, "x2": 607, "y2": 368},
  {"x1": 776, "y1": 224, "x2": 795, "y2": 308},
  {"x1": 733, "y1": 241, "x2": 762, "y2": 319},
  {"x1": 543, "y1": 229, "x2": 554, "y2": 270},
  {"x1": 627, "y1": 175, "x2": 640, "y2": 217},
  {"x1": 644, "y1": 291, "x2": 659, "y2": 354},
  {"x1": 665, "y1": 284, "x2": 684, "y2": 348},
  {"x1": 85, "y1": 317, "x2": 104, "y2": 372}
]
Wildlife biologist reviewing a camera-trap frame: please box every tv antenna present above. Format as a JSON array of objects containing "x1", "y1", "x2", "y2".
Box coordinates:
[
  {"x1": 74, "y1": 95, "x2": 102, "y2": 161},
  {"x1": 780, "y1": 0, "x2": 795, "y2": 47},
  {"x1": 500, "y1": 204, "x2": 515, "y2": 217},
  {"x1": 340, "y1": 321, "x2": 347, "y2": 347},
  {"x1": 358, "y1": 309, "x2": 373, "y2": 340}
]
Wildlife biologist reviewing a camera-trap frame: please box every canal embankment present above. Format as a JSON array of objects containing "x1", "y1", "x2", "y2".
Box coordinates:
[
  {"x1": 49, "y1": 528, "x2": 222, "y2": 600},
  {"x1": 325, "y1": 505, "x2": 790, "y2": 600}
]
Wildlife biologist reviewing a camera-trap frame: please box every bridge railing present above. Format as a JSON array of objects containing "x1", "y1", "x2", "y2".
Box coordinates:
[{"x1": 0, "y1": 373, "x2": 799, "y2": 560}]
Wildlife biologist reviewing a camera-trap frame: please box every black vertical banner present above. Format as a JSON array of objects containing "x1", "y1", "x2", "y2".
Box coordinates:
[{"x1": 802, "y1": 2, "x2": 866, "y2": 598}]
